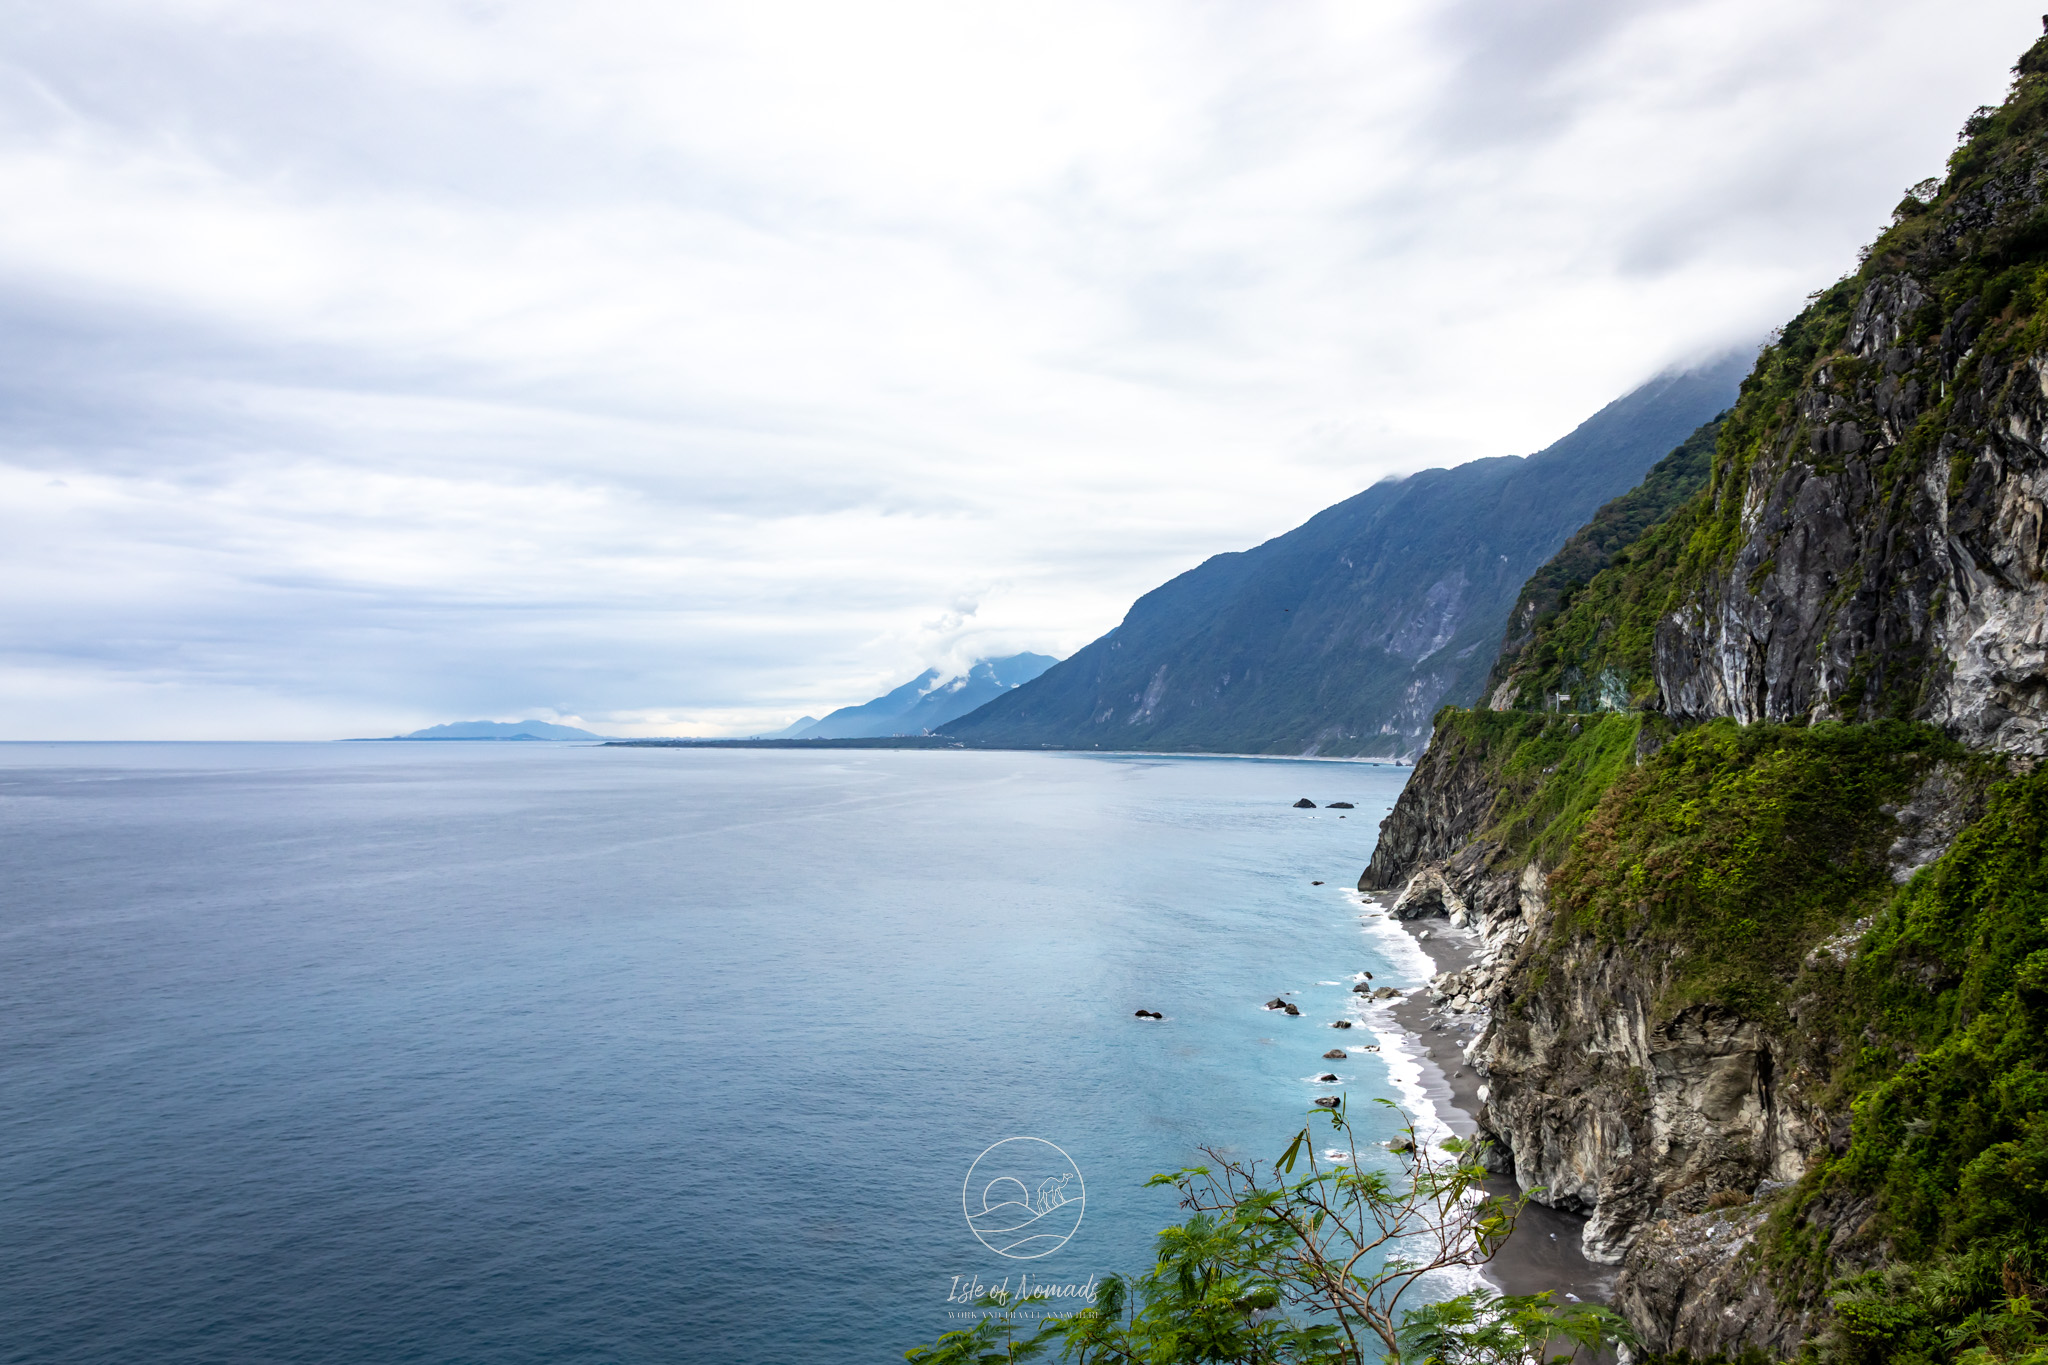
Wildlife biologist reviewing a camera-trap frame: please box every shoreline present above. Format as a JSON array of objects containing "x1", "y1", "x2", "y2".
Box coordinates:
[
  {"x1": 600, "y1": 736, "x2": 1414, "y2": 763},
  {"x1": 1353, "y1": 892, "x2": 1617, "y2": 1307}
]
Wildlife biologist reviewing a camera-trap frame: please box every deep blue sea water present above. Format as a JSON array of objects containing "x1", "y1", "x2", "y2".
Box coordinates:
[{"x1": 0, "y1": 743, "x2": 1428, "y2": 1364}]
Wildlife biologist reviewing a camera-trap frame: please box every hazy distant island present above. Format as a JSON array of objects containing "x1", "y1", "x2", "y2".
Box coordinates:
[{"x1": 354, "y1": 720, "x2": 611, "y2": 741}]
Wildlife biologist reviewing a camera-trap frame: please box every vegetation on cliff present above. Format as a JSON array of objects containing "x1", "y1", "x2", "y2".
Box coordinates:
[
  {"x1": 1483, "y1": 418, "x2": 1722, "y2": 709},
  {"x1": 1371, "y1": 706, "x2": 2043, "y2": 1361},
  {"x1": 1784, "y1": 767, "x2": 2048, "y2": 1365},
  {"x1": 1383, "y1": 54, "x2": 2048, "y2": 1353}
]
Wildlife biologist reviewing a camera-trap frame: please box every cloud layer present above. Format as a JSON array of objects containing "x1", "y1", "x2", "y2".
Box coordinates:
[{"x1": 0, "y1": 0, "x2": 2032, "y2": 737}]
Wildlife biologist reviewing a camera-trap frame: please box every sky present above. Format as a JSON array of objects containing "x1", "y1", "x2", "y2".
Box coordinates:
[{"x1": 0, "y1": 0, "x2": 2035, "y2": 740}]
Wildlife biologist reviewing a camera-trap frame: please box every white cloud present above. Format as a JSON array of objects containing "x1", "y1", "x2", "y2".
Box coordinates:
[{"x1": 0, "y1": 0, "x2": 2033, "y2": 736}]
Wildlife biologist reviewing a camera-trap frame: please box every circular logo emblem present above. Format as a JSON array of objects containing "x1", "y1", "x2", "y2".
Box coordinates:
[{"x1": 962, "y1": 1137, "x2": 1086, "y2": 1259}]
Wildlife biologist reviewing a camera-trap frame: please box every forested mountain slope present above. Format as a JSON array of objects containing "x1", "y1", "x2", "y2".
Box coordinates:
[{"x1": 942, "y1": 357, "x2": 1743, "y2": 757}]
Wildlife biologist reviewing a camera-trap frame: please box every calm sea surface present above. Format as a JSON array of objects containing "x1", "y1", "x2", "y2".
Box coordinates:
[{"x1": 0, "y1": 743, "x2": 1421, "y2": 1363}]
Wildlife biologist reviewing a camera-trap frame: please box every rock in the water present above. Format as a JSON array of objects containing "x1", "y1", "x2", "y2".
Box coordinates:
[
  {"x1": 1328, "y1": 802, "x2": 1355, "y2": 809},
  {"x1": 1293, "y1": 798, "x2": 1317, "y2": 809},
  {"x1": 1371, "y1": 986, "x2": 1402, "y2": 1001},
  {"x1": 1351, "y1": 982, "x2": 1373, "y2": 994},
  {"x1": 1311, "y1": 880, "x2": 1324, "y2": 886},
  {"x1": 1323, "y1": 1049, "x2": 1347, "y2": 1059},
  {"x1": 1317, "y1": 1073, "x2": 1340, "y2": 1082},
  {"x1": 1314, "y1": 1096, "x2": 1341, "y2": 1108},
  {"x1": 1134, "y1": 1009, "x2": 1162, "y2": 1019},
  {"x1": 1330, "y1": 1020, "x2": 1353, "y2": 1029},
  {"x1": 1389, "y1": 1139, "x2": 1415, "y2": 1154},
  {"x1": 1283, "y1": 1003, "x2": 1301, "y2": 1016},
  {"x1": 1264, "y1": 997, "x2": 1288, "y2": 1010}
]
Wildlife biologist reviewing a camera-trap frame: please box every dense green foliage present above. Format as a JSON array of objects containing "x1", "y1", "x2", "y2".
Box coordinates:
[
  {"x1": 1772, "y1": 768, "x2": 2048, "y2": 1365},
  {"x1": 1414, "y1": 708, "x2": 1651, "y2": 869},
  {"x1": 903, "y1": 1107, "x2": 1630, "y2": 1365},
  {"x1": 1549, "y1": 720, "x2": 1956, "y2": 1023},
  {"x1": 1485, "y1": 418, "x2": 1722, "y2": 707}
]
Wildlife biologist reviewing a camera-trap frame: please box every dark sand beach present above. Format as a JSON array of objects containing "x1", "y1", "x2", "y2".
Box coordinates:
[{"x1": 1363, "y1": 897, "x2": 1617, "y2": 1308}]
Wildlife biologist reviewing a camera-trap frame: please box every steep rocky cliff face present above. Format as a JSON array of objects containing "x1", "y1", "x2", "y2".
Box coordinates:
[
  {"x1": 1366, "y1": 718, "x2": 2000, "y2": 1360},
  {"x1": 1359, "y1": 722, "x2": 1514, "y2": 890},
  {"x1": 1653, "y1": 271, "x2": 2048, "y2": 755},
  {"x1": 1487, "y1": 42, "x2": 2048, "y2": 761},
  {"x1": 1364, "y1": 40, "x2": 2048, "y2": 1363}
]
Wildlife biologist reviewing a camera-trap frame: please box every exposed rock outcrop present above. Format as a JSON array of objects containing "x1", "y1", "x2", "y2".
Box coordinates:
[
  {"x1": 1614, "y1": 1182, "x2": 1884, "y2": 1356},
  {"x1": 1487, "y1": 987, "x2": 1828, "y2": 1264},
  {"x1": 1653, "y1": 270, "x2": 2048, "y2": 756},
  {"x1": 1362, "y1": 801, "x2": 1825, "y2": 1254},
  {"x1": 1359, "y1": 728, "x2": 1512, "y2": 890},
  {"x1": 1883, "y1": 760, "x2": 1983, "y2": 881},
  {"x1": 1615, "y1": 1202, "x2": 1802, "y2": 1355}
]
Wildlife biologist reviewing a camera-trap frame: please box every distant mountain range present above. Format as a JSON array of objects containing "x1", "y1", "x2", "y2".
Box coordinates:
[
  {"x1": 940, "y1": 355, "x2": 1746, "y2": 757},
  {"x1": 789, "y1": 654, "x2": 1058, "y2": 739},
  {"x1": 368, "y1": 720, "x2": 608, "y2": 741}
]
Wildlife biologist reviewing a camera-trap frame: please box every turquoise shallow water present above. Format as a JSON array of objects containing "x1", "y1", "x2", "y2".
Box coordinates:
[{"x1": 0, "y1": 743, "x2": 1418, "y2": 1363}]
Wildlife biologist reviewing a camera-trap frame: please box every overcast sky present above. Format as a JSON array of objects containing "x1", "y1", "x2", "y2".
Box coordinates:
[{"x1": 0, "y1": 1, "x2": 2034, "y2": 739}]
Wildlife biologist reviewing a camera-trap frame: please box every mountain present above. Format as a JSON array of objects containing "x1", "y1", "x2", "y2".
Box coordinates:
[
  {"x1": 1361, "y1": 39, "x2": 2048, "y2": 1364},
  {"x1": 749, "y1": 716, "x2": 819, "y2": 739},
  {"x1": 794, "y1": 654, "x2": 1058, "y2": 739},
  {"x1": 940, "y1": 355, "x2": 1747, "y2": 757},
  {"x1": 385, "y1": 720, "x2": 606, "y2": 740}
]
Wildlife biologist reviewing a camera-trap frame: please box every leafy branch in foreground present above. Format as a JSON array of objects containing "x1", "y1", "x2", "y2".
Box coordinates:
[{"x1": 906, "y1": 1101, "x2": 1634, "y2": 1364}]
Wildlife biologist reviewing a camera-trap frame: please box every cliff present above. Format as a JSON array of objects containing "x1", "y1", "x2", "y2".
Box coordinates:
[{"x1": 1361, "y1": 38, "x2": 2048, "y2": 1365}]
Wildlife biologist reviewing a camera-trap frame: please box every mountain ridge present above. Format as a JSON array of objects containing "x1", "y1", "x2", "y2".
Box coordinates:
[{"x1": 941, "y1": 356, "x2": 1746, "y2": 757}]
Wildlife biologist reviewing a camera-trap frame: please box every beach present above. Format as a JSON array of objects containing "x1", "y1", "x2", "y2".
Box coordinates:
[{"x1": 1352, "y1": 890, "x2": 1617, "y2": 1308}]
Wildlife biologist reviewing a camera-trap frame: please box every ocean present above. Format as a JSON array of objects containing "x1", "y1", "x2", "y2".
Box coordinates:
[{"x1": 0, "y1": 742, "x2": 1433, "y2": 1363}]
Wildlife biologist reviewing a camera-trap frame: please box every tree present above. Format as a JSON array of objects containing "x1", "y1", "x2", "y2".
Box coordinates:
[{"x1": 907, "y1": 1100, "x2": 1633, "y2": 1365}]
